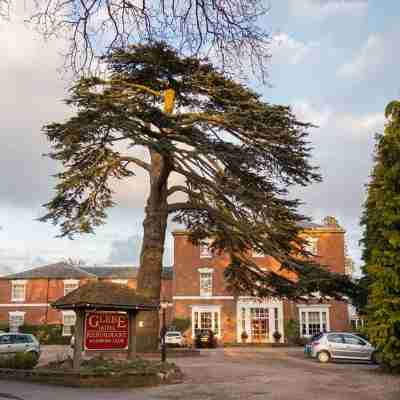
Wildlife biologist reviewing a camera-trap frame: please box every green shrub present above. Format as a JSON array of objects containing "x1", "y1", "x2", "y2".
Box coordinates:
[
  {"x1": 0, "y1": 322, "x2": 9, "y2": 333},
  {"x1": 0, "y1": 352, "x2": 39, "y2": 370},
  {"x1": 284, "y1": 319, "x2": 301, "y2": 345},
  {"x1": 169, "y1": 317, "x2": 191, "y2": 333}
]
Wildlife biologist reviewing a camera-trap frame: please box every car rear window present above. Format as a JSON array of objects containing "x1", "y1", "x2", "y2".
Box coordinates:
[{"x1": 166, "y1": 332, "x2": 181, "y2": 337}]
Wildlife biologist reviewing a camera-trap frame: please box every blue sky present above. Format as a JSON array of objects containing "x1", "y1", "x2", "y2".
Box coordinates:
[{"x1": 0, "y1": 0, "x2": 399, "y2": 275}]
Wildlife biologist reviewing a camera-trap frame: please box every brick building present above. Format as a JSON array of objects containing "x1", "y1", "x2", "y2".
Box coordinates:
[
  {"x1": 0, "y1": 216, "x2": 350, "y2": 343},
  {"x1": 172, "y1": 216, "x2": 350, "y2": 343},
  {"x1": 0, "y1": 263, "x2": 172, "y2": 335}
]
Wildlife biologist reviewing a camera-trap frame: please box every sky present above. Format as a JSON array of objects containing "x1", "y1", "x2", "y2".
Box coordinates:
[{"x1": 0, "y1": 0, "x2": 399, "y2": 276}]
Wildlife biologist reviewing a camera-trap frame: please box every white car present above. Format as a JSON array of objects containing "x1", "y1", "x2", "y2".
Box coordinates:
[
  {"x1": 0, "y1": 333, "x2": 41, "y2": 361},
  {"x1": 164, "y1": 331, "x2": 186, "y2": 347}
]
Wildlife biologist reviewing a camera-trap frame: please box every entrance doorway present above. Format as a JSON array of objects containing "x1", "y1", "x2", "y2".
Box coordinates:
[{"x1": 250, "y1": 308, "x2": 269, "y2": 342}]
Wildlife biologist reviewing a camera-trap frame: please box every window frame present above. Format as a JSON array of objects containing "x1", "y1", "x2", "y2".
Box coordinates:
[
  {"x1": 199, "y1": 239, "x2": 213, "y2": 258},
  {"x1": 62, "y1": 311, "x2": 76, "y2": 336},
  {"x1": 11, "y1": 280, "x2": 27, "y2": 302},
  {"x1": 192, "y1": 305, "x2": 221, "y2": 338},
  {"x1": 198, "y1": 268, "x2": 213, "y2": 297},
  {"x1": 298, "y1": 306, "x2": 330, "y2": 338},
  {"x1": 9, "y1": 311, "x2": 25, "y2": 332},
  {"x1": 304, "y1": 236, "x2": 319, "y2": 256},
  {"x1": 63, "y1": 279, "x2": 79, "y2": 296}
]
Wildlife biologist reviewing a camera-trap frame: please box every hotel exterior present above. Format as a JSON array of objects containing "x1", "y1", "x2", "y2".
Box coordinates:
[{"x1": 0, "y1": 216, "x2": 351, "y2": 343}]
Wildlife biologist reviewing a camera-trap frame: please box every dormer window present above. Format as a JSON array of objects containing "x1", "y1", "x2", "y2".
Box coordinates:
[
  {"x1": 11, "y1": 281, "x2": 26, "y2": 302},
  {"x1": 63, "y1": 279, "x2": 79, "y2": 296},
  {"x1": 304, "y1": 237, "x2": 318, "y2": 256},
  {"x1": 199, "y1": 268, "x2": 213, "y2": 297}
]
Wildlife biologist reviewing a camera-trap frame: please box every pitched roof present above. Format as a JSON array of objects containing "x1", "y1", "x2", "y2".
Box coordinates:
[
  {"x1": 0, "y1": 262, "x2": 96, "y2": 280},
  {"x1": 52, "y1": 281, "x2": 159, "y2": 311},
  {"x1": 81, "y1": 266, "x2": 173, "y2": 280},
  {"x1": 0, "y1": 263, "x2": 174, "y2": 280}
]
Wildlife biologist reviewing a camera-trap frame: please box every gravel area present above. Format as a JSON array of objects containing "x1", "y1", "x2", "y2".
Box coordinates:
[{"x1": 1, "y1": 346, "x2": 399, "y2": 400}]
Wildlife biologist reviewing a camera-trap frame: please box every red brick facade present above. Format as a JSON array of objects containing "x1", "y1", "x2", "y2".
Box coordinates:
[
  {"x1": 171, "y1": 217, "x2": 350, "y2": 344},
  {"x1": 0, "y1": 217, "x2": 350, "y2": 342}
]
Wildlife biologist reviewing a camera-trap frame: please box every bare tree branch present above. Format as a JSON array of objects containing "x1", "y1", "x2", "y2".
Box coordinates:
[{"x1": 2, "y1": 0, "x2": 270, "y2": 78}]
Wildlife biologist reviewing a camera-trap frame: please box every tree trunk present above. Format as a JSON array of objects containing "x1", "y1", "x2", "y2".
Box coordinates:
[{"x1": 136, "y1": 150, "x2": 170, "y2": 350}]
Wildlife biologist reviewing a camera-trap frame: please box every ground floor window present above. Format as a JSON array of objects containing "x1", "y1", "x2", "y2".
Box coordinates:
[
  {"x1": 350, "y1": 317, "x2": 364, "y2": 331},
  {"x1": 62, "y1": 311, "x2": 76, "y2": 336},
  {"x1": 9, "y1": 311, "x2": 25, "y2": 333},
  {"x1": 192, "y1": 306, "x2": 220, "y2": 338},
  {"x1": 299, "y1": 307, "x2": 329, "y2": 337}
]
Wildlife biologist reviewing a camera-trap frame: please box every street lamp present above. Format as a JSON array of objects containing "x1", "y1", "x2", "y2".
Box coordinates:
[{"x1": 160, "y1": 300, "x2": 173, "y2": 363}]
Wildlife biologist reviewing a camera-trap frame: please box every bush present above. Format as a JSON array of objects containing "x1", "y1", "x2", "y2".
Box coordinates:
[
  {"x1": 20, "y1": 324, "x2": 71, "y2": 345},
  {"x1": 0, "y1": 352, "x2": 39, "y2": 370},
  {"x1": 284, "y1": 319, "x2": 301, "y2": 345},
  {"x1": 0, "y1": 322, "x2": 9, "y2": 333}
]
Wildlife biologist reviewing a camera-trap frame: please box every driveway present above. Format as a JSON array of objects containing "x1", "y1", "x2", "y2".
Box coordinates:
[{"x1": 1, "y1": 346, "x2": 399, "y2": 400}]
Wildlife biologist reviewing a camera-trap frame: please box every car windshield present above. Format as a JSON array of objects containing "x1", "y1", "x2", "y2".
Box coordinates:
[{"x1": 166, "y1": 332, "x2": 181, "y2": 337}]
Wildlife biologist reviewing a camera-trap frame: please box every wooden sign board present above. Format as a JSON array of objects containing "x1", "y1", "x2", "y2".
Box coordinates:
[{"x1": 85, "y1": 312, "x2": 129, "y2": 350}]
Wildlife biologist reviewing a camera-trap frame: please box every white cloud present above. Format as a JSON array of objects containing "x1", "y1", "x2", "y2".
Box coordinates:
[
  {"x1": 289, "y1": 0, "x2": 368, "y2": 19},
  {"x1": 270, "y1": 33, "x2": 318, "y2": 65},
  {"x1": 290, "y1": 100, "x2": 385, "y2": 267},
  {"x1": 337, "y1": 32, "x2": 396, "y2": 80}
]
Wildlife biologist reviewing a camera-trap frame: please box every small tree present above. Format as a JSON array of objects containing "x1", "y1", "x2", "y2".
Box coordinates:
[
  {"x1": 360, "y1": 100, "x2": 400, "y2": 372},
  {"x1": 40, "y1": 42, "x2": 352, "y2": 348}
]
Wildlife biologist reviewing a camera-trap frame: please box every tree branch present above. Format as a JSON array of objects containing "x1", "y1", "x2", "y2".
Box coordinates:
[{"x1": 119, "y1": 156, "x2": 151, "y2": 172}]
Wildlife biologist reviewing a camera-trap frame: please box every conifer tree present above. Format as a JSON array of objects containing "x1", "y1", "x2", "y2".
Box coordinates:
[
  {"x1": 360, "y1": 100, "x2": 400, "y2": 371},
  {"x1": 41, "y1": 42, "x2": 353, "y2": 348}
]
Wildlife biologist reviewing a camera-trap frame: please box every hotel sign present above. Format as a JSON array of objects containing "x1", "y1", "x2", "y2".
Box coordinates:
[{"x1": 85, "y1": 312, "x2": 129, "y2": 350}]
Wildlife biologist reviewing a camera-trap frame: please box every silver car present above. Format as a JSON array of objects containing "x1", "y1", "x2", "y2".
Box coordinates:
[
  {"x1": 0, "y1": 333, "x2": 41, "y2": 360},
  {"x1": 309, "y1": 332, "x2": 377, "y2": 363}
]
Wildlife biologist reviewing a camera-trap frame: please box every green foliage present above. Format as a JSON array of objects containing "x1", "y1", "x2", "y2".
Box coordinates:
[
  {"x1": 360, "y1": 99, "x2": 400, "y2": 372},
  {"x1": 170, "y1": 317, "x2": 191, "y2": 333},
  {"x1": 40, "y1": 42, "x2": 353, "y2": 299},
  {"x1": 20, "y1": 324, "x2": 71, "y2": 345},
  {"x1": 284, "y1": 319, "x2": 301, "y2": 345},
  {"x1": 0, "y1": 352, "x2": 39, "y2": 370}
]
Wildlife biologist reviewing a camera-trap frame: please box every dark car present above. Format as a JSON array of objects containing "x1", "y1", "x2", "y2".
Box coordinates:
[{"x1": 195, "y1": 329, "x2": 217, "y2": 348}]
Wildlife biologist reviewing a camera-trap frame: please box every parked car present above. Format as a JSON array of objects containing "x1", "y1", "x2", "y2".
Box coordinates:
[
  {"x1": 164, "y1": 331, "x2": 186, "y2": 347},
  {"x1": 195, "y1": 329, "x2": 217, "y2": 348},
  {"x1": 307, "y1": 332, "x2": 378, "y2": 363},
  {"x1": 0, "y1": 333, "x2": 41, "y2": 361}
]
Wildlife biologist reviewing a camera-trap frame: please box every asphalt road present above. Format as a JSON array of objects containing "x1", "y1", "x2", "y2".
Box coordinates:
[{"x1": 0, "y1": 347, "x2": 399, "y2": 400}]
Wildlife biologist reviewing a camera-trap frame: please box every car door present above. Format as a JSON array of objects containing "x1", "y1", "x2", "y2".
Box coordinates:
[
  {"x1": 342, "y1": 334, "x2": 369, "y2": 359},
  {"x1": 13, "y1": 334, "x2": 32, "y2": 353},
  {"x1": 0, "y1": 335, "x2": 13, "y2": 355},
  {"x1": 326, "y1": 333, "x2": 347, "y2": 358}
]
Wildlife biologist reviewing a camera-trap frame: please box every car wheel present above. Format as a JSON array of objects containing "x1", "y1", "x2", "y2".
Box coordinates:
[{"x1": 317, "y1": 351, "x2": 330, "y2": 363}]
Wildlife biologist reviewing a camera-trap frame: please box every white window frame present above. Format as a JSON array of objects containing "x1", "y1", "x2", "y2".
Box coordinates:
[
  {"x1": 9, "y1": 311, "x2": 25, "y2": 332},
  {"x1": 11, "y1": 280, "x2": 27, "y2": 302},
  {"x1": 298, "y1": 305, "x2": 330, "y2": 338},
  {"x1": 63, "y1": 279, "x2": 79, "y2": 296},
  {"x1": 191, "y1": 305, "x2": 221, "y2": 339},
  {"x1": 198, "y1": 268, "x2": 213, "y2": 297},
  {"x1": 62, "y1": 311, "x2": 76, "y2": 336},
  {"x1": 111, "y1": 279, "x2": 128, "y2": 285},
  {"x1": 304, "y1": 236, "x2": 318, "y2": 255},
  {"x1": 199, "y1": 239, "x2": 213, "y2": 258}
]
